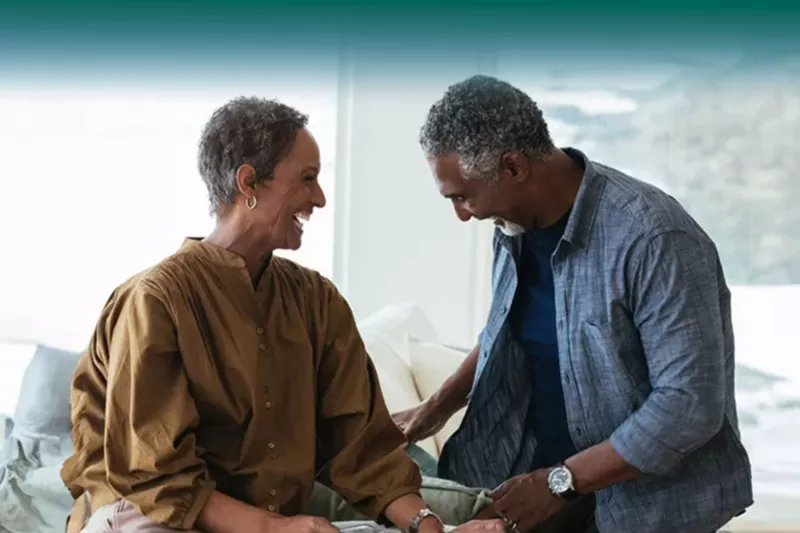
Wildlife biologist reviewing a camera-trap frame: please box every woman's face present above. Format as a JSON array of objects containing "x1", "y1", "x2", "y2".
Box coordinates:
[{"x1": 249, "y1": 128, "x2": 326, "y2": 250}]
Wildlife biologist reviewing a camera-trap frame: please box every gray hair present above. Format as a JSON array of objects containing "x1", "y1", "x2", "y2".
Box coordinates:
[
  {"x1": 198, "y1": 96, "x2": 309, "y2": 214},
  {"x1": 419, "y1": 75, "x2": 555, "y2": 180}
]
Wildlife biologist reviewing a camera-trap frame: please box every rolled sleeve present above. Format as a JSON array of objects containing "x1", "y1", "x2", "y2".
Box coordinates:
[
  {"x1": 610, "y1": 230, "x2": 727, "y2": 475},
  {"x1": 315, "y1": 282, "x2": 422, "y2": 519},
  {"x1": 104, "y1": 281, "x2": 215, "y2": 530}
]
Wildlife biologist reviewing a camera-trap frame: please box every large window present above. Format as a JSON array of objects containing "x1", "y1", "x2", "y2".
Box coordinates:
[
  {"x1": 0, "y1": 83, "x2": 338, "y2": 363},
  {"x1": 498, "y1": 53, "x2": 800, "y2": 524}
]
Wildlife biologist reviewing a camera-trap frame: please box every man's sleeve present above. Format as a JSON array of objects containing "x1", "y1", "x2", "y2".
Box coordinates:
[
  {"x1": 104, "y1": 281, "x2": 215, "y2": 530},
  {"x1": 609, "y1": 230, "x2": 728, "y2": 475},
  {"x1": 314, "y1": 281, "x2": 422, "y2": 520}
]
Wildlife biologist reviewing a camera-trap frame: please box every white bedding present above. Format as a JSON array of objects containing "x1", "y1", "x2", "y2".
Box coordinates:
[{"x1": 0, "y1": 431, "x2": 74, "y2": 533}]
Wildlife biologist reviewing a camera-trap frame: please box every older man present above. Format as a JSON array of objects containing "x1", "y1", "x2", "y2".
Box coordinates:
[{"x1": 393, "y1": 75, "x2": 753, "y2": 533}]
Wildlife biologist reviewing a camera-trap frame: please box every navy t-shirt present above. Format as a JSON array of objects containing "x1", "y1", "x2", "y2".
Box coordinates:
[{"x1": 510, "y1": 209, "x2": 578, "y2": 470}]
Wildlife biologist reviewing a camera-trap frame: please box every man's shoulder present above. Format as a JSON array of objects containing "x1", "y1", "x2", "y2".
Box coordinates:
[{"x1": 591, "y1": 161, "x2": 709, "y2": 240}]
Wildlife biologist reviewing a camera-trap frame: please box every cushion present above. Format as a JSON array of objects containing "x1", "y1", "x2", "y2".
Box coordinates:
[
  {"x1": 358, "y1": 304, "x2": 442, "y2": 458},
  {"x1": 306, "y1": 476, "x2": 491, "y2": 526},
  {"x1": 358, "y1": 303, "x2": 440, "y2": 347},
  {"x1": 406, "y1": 339, "x2": 470, "y2": 452},
  {"x1": 0, "y1": 341, "x2": 37, "y2": 419},
  {"x1": 13, "y1": 344, "x2": 82, "y2": 438}
]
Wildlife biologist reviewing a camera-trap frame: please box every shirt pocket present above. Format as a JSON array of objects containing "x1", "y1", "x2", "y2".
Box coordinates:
[{"x1": 579, "y1": 319, "x2": 651, "y2": 432}]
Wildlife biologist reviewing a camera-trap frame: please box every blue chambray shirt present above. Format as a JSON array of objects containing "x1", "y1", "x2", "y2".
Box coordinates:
[{"x1": 438, "y1": 148, "x2": 753, "y2": 533}]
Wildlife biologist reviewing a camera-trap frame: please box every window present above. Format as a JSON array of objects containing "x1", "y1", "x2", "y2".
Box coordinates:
[
  {"x1": 498, "y1": 53, "x2": 799, "y2": 525},
  {"x1": 0, "y1": 83, "x2": 338, "y2": 357}
]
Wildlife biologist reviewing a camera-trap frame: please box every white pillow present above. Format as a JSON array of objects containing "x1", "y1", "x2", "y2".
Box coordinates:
[
  {"x1": 357, "y1": 303, "x2": 439, "y2": 347},
  {"x1": 0, "y1": 341, "x2": 37, "y2": 418},
  {"x1": 406, "y1": 339, "x2": 470, "y2": 453},
  {"x1": 362, "y1": 337, "x2": 439, "y2": 458},
  {"x1": 357, "y1": 304, "x2": 442, "y2": 458}
]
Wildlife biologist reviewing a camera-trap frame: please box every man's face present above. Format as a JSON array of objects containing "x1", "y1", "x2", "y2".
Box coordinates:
[{"x1": 430, "y1": 154, "x2": 527, "y2": 236}]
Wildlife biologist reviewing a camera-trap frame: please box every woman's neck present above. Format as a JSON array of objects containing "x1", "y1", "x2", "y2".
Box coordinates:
[{"x1": 204, "y1": 219, "x2": 275, "y2": 284}]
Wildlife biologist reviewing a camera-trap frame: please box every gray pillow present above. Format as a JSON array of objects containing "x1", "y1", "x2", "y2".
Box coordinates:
[{"x1": 12, "y1": 345, "x2": 82, "y2": 437}]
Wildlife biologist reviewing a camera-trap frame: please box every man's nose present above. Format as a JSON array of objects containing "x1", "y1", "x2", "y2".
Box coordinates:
[{"x1": 453, "y1": 203, "x2": 473, "y2": 222}]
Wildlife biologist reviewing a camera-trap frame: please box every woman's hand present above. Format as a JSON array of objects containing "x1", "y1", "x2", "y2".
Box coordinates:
[
  {"x1": 261, "y1": 515, "x2": 339, "y2": 533},
  {"x1": 451, "y1": 519, "x2": 507, "y2": 532}
]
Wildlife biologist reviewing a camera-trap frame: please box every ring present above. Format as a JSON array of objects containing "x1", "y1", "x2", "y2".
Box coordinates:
[{"x1": 499, "y1": 514, "x2": 519, "y2": 533}]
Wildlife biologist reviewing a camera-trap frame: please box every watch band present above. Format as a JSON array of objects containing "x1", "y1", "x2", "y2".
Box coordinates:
[{"x1": 408, "y1": 507, "x2": 442, "y2": 533}]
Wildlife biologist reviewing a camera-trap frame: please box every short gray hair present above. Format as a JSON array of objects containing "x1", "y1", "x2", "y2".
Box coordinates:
[
  {"x1": 198, "y1": 96, "x2": 309, "y2": 214},
  {"x1": 419, "y1": 75, "x2": 555, "y2": 180}
]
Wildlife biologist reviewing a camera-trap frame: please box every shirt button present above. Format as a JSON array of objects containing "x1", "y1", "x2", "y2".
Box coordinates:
[
  {"x1": 257, "y1": 327, "x2": 264, "y2": 334},
  {"x1": 564, "y1": 374, "x2": 571, "y2": 385},
  {"x1": 267, "y1": 442, "x2": 275, "y2": 449},
  {"x1": 268, "y1": 505, "x2": 276, "y2": 512},
  {"x1": 575, "y1": 427, "x2": 583, "y2": 437},
  {"x1": 259, "y1": 343, "x2": 266, "y2": 350},
  {"x1": 500, "y1": 305, "x2": 508, "y2": 314},
  {"x1": 269, "y1": 489, "x2": 277, "y2": 496},
  {"x1": 265, "y1": 401, "x2": 272, "y2": 408}
]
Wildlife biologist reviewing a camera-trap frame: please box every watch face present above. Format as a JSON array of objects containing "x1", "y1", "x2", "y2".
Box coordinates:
[{"x1": 548, "y1": 466, "x2": 573, "y2": 494}]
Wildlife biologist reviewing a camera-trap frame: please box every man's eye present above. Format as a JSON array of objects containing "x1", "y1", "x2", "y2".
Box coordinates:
[
  {"x1": 451, "y1": 195, "x2": 466, "y2": 202},
  {"x1": 304, "y1": 174, "x2": 317, "y2": 183}
]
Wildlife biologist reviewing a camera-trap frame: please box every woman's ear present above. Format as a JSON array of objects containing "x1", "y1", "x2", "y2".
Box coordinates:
[{"x1": 235, "y1": 164, "x2": 258, "y2": 196}]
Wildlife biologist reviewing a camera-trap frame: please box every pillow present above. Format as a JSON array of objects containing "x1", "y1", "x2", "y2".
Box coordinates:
[
  {"x1": 13, "y1": 344, "x2": 82, "y2": 438},
  {"x1": 362, "y1": 337, "x2": 439, "y2": 458},
  {"x1": 357, "y1": 303, "x2": 439, "y2": 347},
  {"x1": 0, "y1": 341, "x2": 37, "y2": 417},
  {"x1": 407, "y1": 339, "x2": 470, "y2": 452},
  {"x1": 357, "y1": 304, "x2": 443, "y2": 457}
]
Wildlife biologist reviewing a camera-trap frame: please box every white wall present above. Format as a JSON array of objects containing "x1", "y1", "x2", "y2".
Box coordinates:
[{"x1": 332, "y1": 48, "x2": 495, "y2": 347}]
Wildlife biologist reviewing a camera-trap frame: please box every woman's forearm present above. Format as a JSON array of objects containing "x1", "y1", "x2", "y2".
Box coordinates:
[{"x1": 197, "y1": 491, "x2": 279, "y2": 533}]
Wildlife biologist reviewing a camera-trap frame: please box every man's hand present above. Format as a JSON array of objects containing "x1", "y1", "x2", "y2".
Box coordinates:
[
  {"x1": 391, "y1": 401, "x2": 449, "y2": 444},
  {"x1": 489, "y1": 470, "x2": 565, "y2": 533},
  {"x1": 261, "y1": 515, "x2": 339, "y2": 533}
]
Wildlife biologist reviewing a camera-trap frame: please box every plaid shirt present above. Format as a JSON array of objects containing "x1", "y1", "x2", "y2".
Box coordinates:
[{"x1": 438, "y1": 148, "x2": 753, "y2": 533}]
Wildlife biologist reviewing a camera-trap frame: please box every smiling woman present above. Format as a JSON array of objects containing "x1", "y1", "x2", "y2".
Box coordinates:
[{"x1": 0, "y1": 84, "x2": 338, "y2": 352}]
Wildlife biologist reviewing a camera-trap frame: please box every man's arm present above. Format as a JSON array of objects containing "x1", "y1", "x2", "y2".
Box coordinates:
[
  {"x1": 566, "y1": 230, "x2": 728, "y2": 490},
  {"x1": 393, "y1": 344, "x2": 479, "y2": 443},
  {"x1": 427, "y1": 343, "x2": 479, "y2": 415},
  {"x1": 103, "y1": 281, "x2": 283, "y2": 533}
]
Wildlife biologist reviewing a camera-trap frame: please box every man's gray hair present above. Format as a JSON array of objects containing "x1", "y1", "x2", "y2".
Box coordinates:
[
  {"x1": 418, "y1": 75, "x2": 555, "y2": 180},
  {"x1": 198, "y1": 96, "x2": 309, "y2": 214}
]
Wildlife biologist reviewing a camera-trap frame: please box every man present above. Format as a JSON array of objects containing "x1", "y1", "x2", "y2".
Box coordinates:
[{"x1": 393, "y1": 75, "x2": 753, "y2": 533}]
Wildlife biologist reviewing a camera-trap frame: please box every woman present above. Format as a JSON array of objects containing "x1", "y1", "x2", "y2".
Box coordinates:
[{"x1": 60, "y1": 97, "x2": 503, "y2": 533}]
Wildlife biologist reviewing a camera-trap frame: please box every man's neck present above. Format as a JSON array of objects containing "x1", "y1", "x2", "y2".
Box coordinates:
[{"x1": 530, "y1": 150, "x2": 584, "y2": 228}]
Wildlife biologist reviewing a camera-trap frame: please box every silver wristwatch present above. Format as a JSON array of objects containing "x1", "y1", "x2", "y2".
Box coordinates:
[
  {"x1": 408, "y1": 507, "x2": 442, "y2": 533},
  {"x1": 547, "y1": 463, "x2": 579, "y2": 500}
]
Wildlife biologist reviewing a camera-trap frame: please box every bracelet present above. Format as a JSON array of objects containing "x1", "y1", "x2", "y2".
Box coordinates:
[{"x1": 407, "y1": 507, "x2": 442, "y2": 533}]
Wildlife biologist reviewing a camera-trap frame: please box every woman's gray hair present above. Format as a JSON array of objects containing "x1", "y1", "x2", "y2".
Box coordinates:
[
  {"x1": 418, "y1": 75, "x2": 555, "y2": 180},
  {"x1": 198, "y1": 96, "x2": 309, "y2": 214}
]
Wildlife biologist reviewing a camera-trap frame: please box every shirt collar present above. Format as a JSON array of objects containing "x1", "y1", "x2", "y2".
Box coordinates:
[
  {"x1": 497, "y1": 147, "x2": 605, "y2": 253},
  {"x1": 560, "y1": 147, "x2": 605, "y2": 250},
  {"x1": 178, "y1": 237, "x2": 250, "y2": 268}
]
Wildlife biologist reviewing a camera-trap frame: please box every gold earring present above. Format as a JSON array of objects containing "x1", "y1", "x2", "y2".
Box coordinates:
[{"x1": 246, "y1": 196, "x2": 257, "y2": 210}]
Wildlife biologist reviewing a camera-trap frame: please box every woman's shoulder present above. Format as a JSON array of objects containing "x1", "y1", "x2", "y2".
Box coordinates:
[{"x1": 108, "y1": 251, "x2": 212, "y2": 309}]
